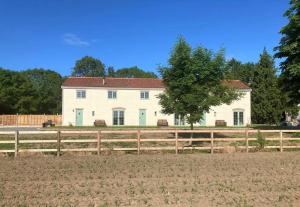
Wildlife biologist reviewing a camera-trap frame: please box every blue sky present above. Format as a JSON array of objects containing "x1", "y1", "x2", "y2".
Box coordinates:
[{"x1": 0, "y1": 0, "x2": 289, "y2": 76}]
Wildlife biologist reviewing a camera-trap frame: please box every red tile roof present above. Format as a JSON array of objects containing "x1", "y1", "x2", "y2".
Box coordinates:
[
  {"x1": 62, "y1": 77, "x2": 165, "y2": 88},
  {"x1": 62, "y1": 77, "x2": 250, "y2": 89},
  {"x1": 221, "y1": 80, "x2": 251, "y2": 89}
]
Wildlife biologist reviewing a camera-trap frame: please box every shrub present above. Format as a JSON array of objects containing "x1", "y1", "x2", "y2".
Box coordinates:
[{"x1": 256, "y1": 130, "x2": 266, "y2": 149}]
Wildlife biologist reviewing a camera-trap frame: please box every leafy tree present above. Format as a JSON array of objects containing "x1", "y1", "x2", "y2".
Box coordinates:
[
  {"x1": 115, "y1": 66, "x2": 157, "y2": 78},
  {"x1": 275, "y1": 0, "x2": 300, "y2": 105},
  {"x1": 22, "y1": 69, "x2": 63, "y2": 114},
  {"x1": 0, "y1": 68, "x2": 36, "y2": 114},
  {"x1": 159, "y1": 37, "x2": 241, "y2": 129},
  {"x1": 107, "y1": 66, "x2": 116, "y2": 77},
  {"x1": 251, "y1": 49, "x2": 283, "y2": 124},
  {"x1": 72, "y1": 56, "x2": 105, "y2": 77},
  {"x1": 225, "y1": 59, "x2": 255, "y2": 84}
]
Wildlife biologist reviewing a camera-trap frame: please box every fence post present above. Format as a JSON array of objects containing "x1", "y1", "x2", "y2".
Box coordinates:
[
  {"x1": 280, "y1": 130, "x2": 283, "y2": 152},
  {"x1": 14, "y1": 130, "x2": 19, "y2": 157},
  {"x1": 97, "y1": 131, "x2": 101, "y2": 155},
  {"x1": 245, "y1": 129, "x2": 249, "y2": 153},
  {"x1": 210, "y1": 131, "x2": 214, "y2": 154},
  {"x1": 137, "y1": 130, "x2": 141, "y2": 155},
  {"x1": 175, "y1": 130, "x2": 178, "y2": 155},
  {"x1": 57, "y1": 130, "x2": 61, "y2": 157}
]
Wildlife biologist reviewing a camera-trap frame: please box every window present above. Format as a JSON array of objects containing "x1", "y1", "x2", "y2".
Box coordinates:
[
  {"x1": 113, "y1": 110, "x2": 124, "y2": 125},
  {"x1": 108, "y1": 90, "x2": 117, "y2": 99},
  {"x1": 174, "y1": 114, "x2": 185, "y2": 126},
  {"x1": 233, "y1": 111, "x2": 244, "y2": 126},
  {"x1": 76, "y1": 90, "x2": 86, "y2": 99},
  {"x1": 140, "y1": 91, "x2": 149, "y2": 99},
  {"x1": 92, "y1": 111, "x2": 95, "y2": 116}
]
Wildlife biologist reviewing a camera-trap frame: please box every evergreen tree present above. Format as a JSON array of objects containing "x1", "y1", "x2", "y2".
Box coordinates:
[
  {"x1": 251, "y1": 49, "x2": 283, "y2": 124},
  {"x1": 72, "y1": 56, "x2": 105, "y2": 77},
  {"x1": 224, "y1": 58, "x2": 255, "y2": 84},
  {"x1": 107, "y1": 66, "x2": 115, "y2": 77},
  {"x1": 159, "y1": 37, "x2": 241, "y2": 129},
  {"x1": 275, "y1": 0, "x2": 300, "y2": 105}
]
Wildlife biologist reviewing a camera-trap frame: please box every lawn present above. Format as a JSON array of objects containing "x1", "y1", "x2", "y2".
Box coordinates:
[{"x1": 0, "y1": 152, "x2": 299, "y2": 206}]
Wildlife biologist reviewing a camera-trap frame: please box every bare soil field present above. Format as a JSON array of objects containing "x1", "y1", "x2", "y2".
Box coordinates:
[{"x1": 0, "y1": 153, "x2": 300, "y2": 207}]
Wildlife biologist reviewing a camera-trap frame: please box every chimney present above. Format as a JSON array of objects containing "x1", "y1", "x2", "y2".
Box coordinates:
[{"x1": 102, "y1": 77, "x2": 105, "y2": 85}]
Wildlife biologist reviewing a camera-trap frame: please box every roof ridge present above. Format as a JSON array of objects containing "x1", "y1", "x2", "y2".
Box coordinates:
[
  {"x1": 67, "y1": 76, "x2": 161, "y2": 80},
  {"x1": 68, "y1": 76, "x2": 101, "y2": 78}
]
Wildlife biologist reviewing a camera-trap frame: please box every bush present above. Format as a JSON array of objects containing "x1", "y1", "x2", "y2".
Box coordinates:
[{"x1": 256, "y1": 130, "x2": 266, "y2": 149}]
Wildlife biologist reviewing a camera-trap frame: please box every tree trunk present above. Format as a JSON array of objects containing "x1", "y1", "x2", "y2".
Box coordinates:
[{"x1": 189, "y1": 123, "x2": 194, "y2": 145}]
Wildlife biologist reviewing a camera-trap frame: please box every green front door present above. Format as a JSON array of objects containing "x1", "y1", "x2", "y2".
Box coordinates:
[
  {"x1": 75, "y1": 109, "x2": 83, "y2": 126},
  {"x1": 139, "y1": 109, "x2": 146, "y2": 126}
]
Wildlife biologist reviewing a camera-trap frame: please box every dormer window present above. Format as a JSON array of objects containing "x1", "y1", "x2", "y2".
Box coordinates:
[
  {"x1": 108, "y1": 90, "x2": 117, "y2": 99},
  {"x1": 140, "y1": 91, "x2": 149, "y2": 100},
  {"x1": 76, "y1": 90, "x2": 86, "y2": 99}
]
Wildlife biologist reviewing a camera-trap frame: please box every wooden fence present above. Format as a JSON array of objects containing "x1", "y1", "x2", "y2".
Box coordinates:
[
  {"x1": 0, "y1": 129, "x2": 300, "y2": 157},
  {"x1": 0, "y1": 114, "x2": 62, "y2": 126}
]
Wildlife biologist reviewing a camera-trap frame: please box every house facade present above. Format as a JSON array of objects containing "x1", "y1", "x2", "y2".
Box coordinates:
[{"x1": 62, "y1": 77, "x2": 251, "y2": 127}]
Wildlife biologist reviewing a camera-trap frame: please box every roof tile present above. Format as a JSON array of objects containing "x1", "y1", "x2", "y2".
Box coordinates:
[{"x1": 62, "y1": 77, "x2": 250, "y2": 89}]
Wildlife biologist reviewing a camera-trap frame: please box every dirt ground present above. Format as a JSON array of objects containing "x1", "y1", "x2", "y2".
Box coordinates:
[{"x1": 0, "y1": 153, "x2": 299, "y2": 207}]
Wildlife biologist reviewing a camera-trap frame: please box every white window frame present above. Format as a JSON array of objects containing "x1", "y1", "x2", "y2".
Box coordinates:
[
  {"x1": 140, "y1": 91, "x2": 149, "y2": 100},
  {"x1": 108, "y1": 90, "x2": 117, "y2": 99},
  {"x1": 76, "y1": 90, "x2": 86, "y2": 99},
  {"x1": 113, "y1": 109, "x2": 125, "y2": 125},
  {"x1": 233, "y1": 109, "x2": 244, "y2": 126}
]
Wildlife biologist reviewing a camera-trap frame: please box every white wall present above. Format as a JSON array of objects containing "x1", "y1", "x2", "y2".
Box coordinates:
[{"x1": 62, "y1": 87, "x2": 251, "y2": 127}]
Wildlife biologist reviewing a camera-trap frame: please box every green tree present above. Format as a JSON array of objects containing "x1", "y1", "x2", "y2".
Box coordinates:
[
  {"x1": 251, "y1": 49, "x2": 283, "y2": 124},
  {"x1": 0, "y1": 68, "x2": 36, "y2": 114},
  {"x1": 225, "y1": 58, "x2": 255, "y2": 84},
  {"x1": 107, "y1": 66, "x2": 116, "y2": 77},
  {"x1": 275, "y1": 0, "x2": 300, "y2": 105},
  {"x1": 115, "y1": 66, "x2": 157, "y2": 78},
  {"x1": 22, "y1": 69, "x2": 63, "y2": 114},
  {"x1": 72, "y1": 56, "x2": 105, "y2": 77},
  {"x1": 159, "y1": 37, "x2": 241, "y2": 129}
]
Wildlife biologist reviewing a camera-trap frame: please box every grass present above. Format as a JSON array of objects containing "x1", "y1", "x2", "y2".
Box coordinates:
[{"x1": 45, "y1": 125, "x2": 250, "y2": 131}]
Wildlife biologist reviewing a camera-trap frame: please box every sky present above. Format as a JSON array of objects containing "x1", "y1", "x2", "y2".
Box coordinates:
[{"x1": 0, "y1": 0, "x2": 289, "y2": 76}]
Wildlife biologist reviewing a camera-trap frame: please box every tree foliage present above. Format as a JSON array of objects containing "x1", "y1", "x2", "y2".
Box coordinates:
[
  {"x1": 224, "y1": 58, "x2": 255, "y2": 84},
  {"x1": 22, "y1": 69, "x2": 63, "y2": 114},
  {"x1": 251, "y1": 49, "x2": 283, "y2": 124},
  {"x1": 72, "y1": 56, "x2": 105, "y2": 77},
  {"x1": 159, "y1": 37, "x2": 241, "y2": 129},
  {"x1": 0, "y1": 68, "x2": 36, "y2": 114},
  {"x1": 275, "y1": 0, "x2": 300, "y2": 105},
  {"x1": 113, "y1": 66, "x2": 157, "y2": 78},
  {"x1": 107, "y1": 66, "x2": 116, "y2": 77},
  {"x1": 0, "y1": 68, "x2": 62, "y2": 114}
]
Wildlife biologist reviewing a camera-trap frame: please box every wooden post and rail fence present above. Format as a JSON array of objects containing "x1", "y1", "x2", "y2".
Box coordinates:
[
  {"x1": 0, "y1": 114, "x2": 62, "y2": 126},
  {"x1": 0, "y1": 129, "x2": 300, "y2": 157}
]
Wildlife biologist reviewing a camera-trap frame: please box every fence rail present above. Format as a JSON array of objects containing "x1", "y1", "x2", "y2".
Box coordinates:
[
  {"x1": 0, "y1": 114, "x2": 62, "y2": 126},
  {"x1": 0, "y1": 129, "x2": 299, "y2": 157}
]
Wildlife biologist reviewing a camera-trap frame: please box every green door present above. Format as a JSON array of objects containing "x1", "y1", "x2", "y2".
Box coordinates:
[
  {"x1": 75, "y1": 109, "x2": 83, "y2": 126},
  {"x1": 139, "y1": 109, "x2": 146, "y2": 126},
  {"x1": 200, "y1": 113, "x2": 206, "y2": 126}
]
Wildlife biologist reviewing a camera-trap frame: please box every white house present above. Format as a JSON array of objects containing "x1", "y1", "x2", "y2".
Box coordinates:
[{"x1": 62, "y1": 77, "x2": 251, "y2": 127}]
